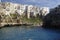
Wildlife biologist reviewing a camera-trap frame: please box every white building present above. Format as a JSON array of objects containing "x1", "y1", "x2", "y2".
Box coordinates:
[
  {"x1": 27, "y1": 5, "x2": 34, "y2": 18},
  {"x1": 41, "y1": 7, "x2": 49, "y2": 16},
  {"x1": 3, "y1": 2, "x2": 27, "y2": 16},
  {"x1": 17, "y1": 5, "x2": 27, "y2": 15},
  {"x1": 27, "y1": 5, "x2": 40, "y2": 18},
  {"x1": 0, "y1": 2, "x2": 50, "y2": 18}
]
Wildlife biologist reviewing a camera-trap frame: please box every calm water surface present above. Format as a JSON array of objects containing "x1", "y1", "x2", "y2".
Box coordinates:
[{"x1": 0, "y1": 26, "x2": 60, "y2": 40}]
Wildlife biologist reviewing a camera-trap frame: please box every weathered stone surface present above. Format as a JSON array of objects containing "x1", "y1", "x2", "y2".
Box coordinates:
[{"x1": 43, "y1": 5, "x2": 60, "y2": 29}]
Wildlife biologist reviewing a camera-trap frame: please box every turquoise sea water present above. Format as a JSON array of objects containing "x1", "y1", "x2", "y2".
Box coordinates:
[{"x1": 0, "y1": 26, "x2": 60, "y2": 40}]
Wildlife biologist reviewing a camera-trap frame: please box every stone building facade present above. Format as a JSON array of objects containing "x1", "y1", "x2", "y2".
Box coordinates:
[{"x1": 0, "y1": 2, "x2": 50, "y2": 18}]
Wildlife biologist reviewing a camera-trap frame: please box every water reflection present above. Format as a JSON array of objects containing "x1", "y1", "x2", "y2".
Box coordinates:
[{"x1": 0, "y1": 26, "x2": 60, "y2": 40}]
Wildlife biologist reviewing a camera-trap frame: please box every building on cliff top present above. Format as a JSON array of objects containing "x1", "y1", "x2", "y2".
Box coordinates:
[{"x1": 0, "y1": 2, "x2": 50, "y2": 19}]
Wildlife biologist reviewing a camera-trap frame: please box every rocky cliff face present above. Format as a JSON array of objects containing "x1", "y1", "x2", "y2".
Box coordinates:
[
  {"x1": 43, "y1": 5, "x2": 60, "y2": 29},
  {"x1": 0, "y1": 2, "x2": 49, "y2": 27}
]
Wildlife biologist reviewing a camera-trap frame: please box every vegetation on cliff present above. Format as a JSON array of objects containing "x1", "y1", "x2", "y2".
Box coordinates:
[{"x1": 0, "y1": 12, "x2": 43, "y2": 26}]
